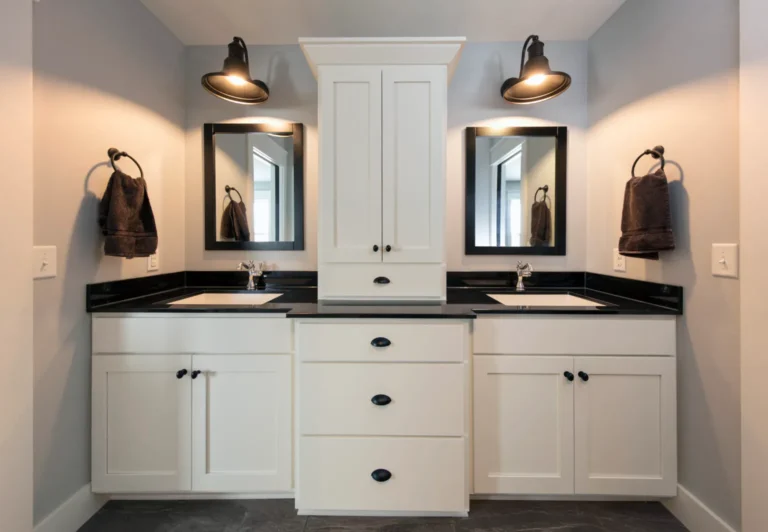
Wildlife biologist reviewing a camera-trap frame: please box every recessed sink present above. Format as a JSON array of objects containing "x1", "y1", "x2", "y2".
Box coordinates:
[
  {"x1": 170, "y1": 293, "x2": 283, "y2": 306},
  {"x1": 487, "y1": 293, "x2": 605, "y2": 307}
]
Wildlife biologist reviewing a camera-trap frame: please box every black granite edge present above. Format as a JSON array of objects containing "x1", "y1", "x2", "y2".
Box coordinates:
[
  {"x1": 185, "y1": 270, "x2": 317, "y2": 288},
  {"x1": 586, "y1": 272, "x2": 683, "y2": 314},
  {"x1": 86, "y1": 272, "x2": 186, "y2": 311},
  {"x1": 447, "y1": 270, "x2": 584, "y2": 289}
]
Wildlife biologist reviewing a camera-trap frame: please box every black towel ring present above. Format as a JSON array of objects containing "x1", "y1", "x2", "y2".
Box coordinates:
[
  {"x1": 534, "y1": 184, "x2": 549, "y2": 203},
  {"x1": 108, "y1": 148, "x2": 144, "y2": 179},
  {"x1": 631, "y1": 145, "x2": 665, "y2": 178},
  {"x1": 225, "y1": 185, "x2": 243, "y2": 202}
]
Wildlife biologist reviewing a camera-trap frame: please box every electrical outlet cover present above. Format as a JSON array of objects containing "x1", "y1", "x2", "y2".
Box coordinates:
[
  {"x1": 613, "y1": 248, "x2": 627, "y2": 272},
  {"x1": 712, "y1": 243, "x2": 738, "y2": 278},
  {"x1": 147, "y1": 251, "x2": 159, "y2": 272}
]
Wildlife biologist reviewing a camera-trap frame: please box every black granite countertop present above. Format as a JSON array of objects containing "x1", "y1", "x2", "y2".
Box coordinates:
[{"x1": 86, "y1": 271, "x2": 682, "y2": 318}]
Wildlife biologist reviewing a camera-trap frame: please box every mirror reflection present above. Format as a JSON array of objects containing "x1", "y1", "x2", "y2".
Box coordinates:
[
  {"x1": 215, "y1": 132, "x2": 295, "y2": 243},
  {"x1": 474, "y1": 136, "x2": 557, "y2": 248}
]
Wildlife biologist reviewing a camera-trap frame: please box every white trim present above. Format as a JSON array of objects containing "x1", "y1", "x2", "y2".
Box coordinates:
[
  {"x1": 663, "y1": 485, "x2": 738, "y2": 532},
  {"x1": 109, "y1": 492, "x2": 294, "y2": 500},
  {"x1": 297, "y1": 510, "x2": 468, "y2": 518},
  {"x1": 34, "y1": 484, "x2": 107, "y2": 532}
]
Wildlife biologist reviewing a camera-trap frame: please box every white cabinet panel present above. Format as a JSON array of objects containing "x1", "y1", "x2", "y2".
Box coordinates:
[
  {"x1": 300, "y1": 363, "x2": 463, "y2": 436},
  {"x1": 382, "y1": 66, "x2": 445, "y2": 263},
  {"x1": 92, "y1": 355, "x2": 192, "y2": 493},
  {"x1": 574, "y1": 357, "x2": 677, "y2": 496},
  {"x1": 473, "y1": 356, "x2": 575, "y2": 495},
  {"x1": 319, "y1": 66, "x2": 382, "y2": 263},
  {"x1": 191, "y1": 355, "x2": 292, "y2": 492}
]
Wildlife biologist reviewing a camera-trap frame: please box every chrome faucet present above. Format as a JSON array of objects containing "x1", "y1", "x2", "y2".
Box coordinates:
[
  {"x1": 237, "y1": 260, "x2": 265, "y2": 291},
  {"x1": 515, "y1": 261, "x2": 533, "y2": 292}
]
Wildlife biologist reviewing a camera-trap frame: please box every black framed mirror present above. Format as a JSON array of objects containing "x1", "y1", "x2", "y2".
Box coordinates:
[
  {"x1": 465, "y1": 126, "x2": 567, "y2": 255},
  {"x1": 204, "y1": 122, "x2": 304, "y2": 250}
]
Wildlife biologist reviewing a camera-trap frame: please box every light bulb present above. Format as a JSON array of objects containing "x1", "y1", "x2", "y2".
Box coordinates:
[
  {"x1": 227, "y1": 75, "x2": 247, "y2": 86},
  {"x1": 524, "y1": 74, "x2": 547, "y2": 86}
]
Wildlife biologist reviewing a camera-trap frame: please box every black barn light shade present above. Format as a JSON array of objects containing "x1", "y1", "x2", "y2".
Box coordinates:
[
  {"x1": 501, "y1": 35, "x2": 571, "y2": 104},
  {"x1": 201, "y1": 37, "x2": 269, "y2": 105}
]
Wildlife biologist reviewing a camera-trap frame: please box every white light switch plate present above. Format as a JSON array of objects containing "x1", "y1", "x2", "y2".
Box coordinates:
[
  {"x1": 147, "y1": 250, "x2": 159, "y2": 272},
  {"x1": 613, "y1": 248, "x2": 626, "y2": 272},
  {"x1": 712, "y1": 243, "x2": 739, "y2": 278},
  {"x1": 33, "y1": 246, "x2": 57, "y2": 279}
]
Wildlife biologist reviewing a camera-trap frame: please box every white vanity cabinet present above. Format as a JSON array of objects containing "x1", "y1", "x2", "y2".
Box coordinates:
[
  {"x1": 302, "y1": 38, "x2": 464, "y2": 302},
  {"x1": 91, "y1": 314, "x2": 293, "y2": 494},
  {"x1": 473, "y1": 316, "x2": 678, "y2": 498}
]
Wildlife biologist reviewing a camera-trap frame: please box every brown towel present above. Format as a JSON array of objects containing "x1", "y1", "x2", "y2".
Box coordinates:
[
  {"x1": 619, "y1": 168, "x2": 674, "y2": 260},
  {"x1": 98, "y1": 170, "x2": 157, "y2": 258},
  {"x1": 529, "y1": 199, "x2": 551, "y2": 246},
  {"x1": 220, "y1": 199, "x2": 251, "y2": 241}
]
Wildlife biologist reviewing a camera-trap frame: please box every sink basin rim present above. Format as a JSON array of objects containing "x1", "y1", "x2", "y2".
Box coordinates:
[
  {"x1": 487, "y1": 293, "x2": 606, "y2": 308},
  {"x1": 169, "y1": 292, "x2": 283, "y2": 306}
]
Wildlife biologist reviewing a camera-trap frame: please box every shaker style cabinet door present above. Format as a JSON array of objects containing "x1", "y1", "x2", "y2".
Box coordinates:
[
  {"x1": 92, "y1": 354, "x2": 193, "y2": 493},
  {"x1": 191, "y1": 354, "x2": 292, "y2": 492},
  {"x1": 381, "y1": 66, "x2": 446, "y2": 264},
  {"x1": 574, "y1": 356, "x2": 677, "y2": 497},
  {"x1": 473, "y1": 355, "x2": 575, "y2": 495},
  {"x1": 319, "y1": 66, "x2": 383, "y2": 263}
]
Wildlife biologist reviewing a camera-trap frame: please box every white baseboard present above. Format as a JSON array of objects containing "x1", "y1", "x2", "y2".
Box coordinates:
[
  {"x1": 35, "y1": 483, "x2": 108, "y2": 532},
  {"x1": 663, "y1": 485, "x2": 738, "y2": 532},
  {"x1": 297, "y1": 510, "x2": 468, "y2": 518},
  {"x1": 109, "y1": 492, "x2": 294, "y2": 500}
]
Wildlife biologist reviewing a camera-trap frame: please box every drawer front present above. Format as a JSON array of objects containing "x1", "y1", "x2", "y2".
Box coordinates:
[
  {"x1": 474, "y1": 316, "x2": 676, "y2": 356},
  {"x1": 298, "y1": 437, "x2": 466, "y2": 512},
  {"x1": 297, "y1": 322, "x2": 466, "y2": 362},
  {"x1": 300, "y1": 363, "x2": 464, "y2": 436},
  {"x1": 93, "y1": 315, "x2": 292, "y2": 354},
  {"x1": 319, "y1": 263, "x2": 446, "y2": 301}
]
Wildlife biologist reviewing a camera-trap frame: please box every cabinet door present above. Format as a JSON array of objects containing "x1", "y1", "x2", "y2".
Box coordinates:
[
  {"x1": 191, "y1": 355, "x2": 292, "y2": 492},
  {"x1": 473, "y1": 356, "x2": 575, "y2": 495},
  {"x1": 382, "y1": 66, "x2": 446, "y2": 263},
  {"x1": 574, "y1": 357, "x2": 676, "y2": 496},
  {"x1": 319, "y1": 66, "x2": 383, "y2": 263},
  {"x1": 92, "y1": 355, "x2": 192, "y2": 493}
]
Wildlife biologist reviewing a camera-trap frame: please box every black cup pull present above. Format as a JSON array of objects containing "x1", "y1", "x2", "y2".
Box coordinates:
[
  {"x1": 371, "y1": 337, "x2": 392, "y2": 348},
  {"x1": 191, "y1": 370, "x2": 202, "y2": 379},
  {"x1": 373, "y1": 245, "x2": 379, "y2": 252},
  {"x1": 578, "y1": 371, "x2": 589, "y2": 382},
  {"x1": 371, "y1": 394, "x2": 392, "y2": 406},
  {"x1": 371, "y1": 469, "x2": 392, "y2": 482},
  {"x1": 176, "y1": 369, "x2": 188, "y2": 379},
  {"x1": 373, "y1": 276, "x2": 391, "y2": 285},
  {"x1": 385, "y1": 245, "x2": 392, "y2": 252},
  {"x1": 564, "y1": 371, "x2": 574, "y2": 382}
]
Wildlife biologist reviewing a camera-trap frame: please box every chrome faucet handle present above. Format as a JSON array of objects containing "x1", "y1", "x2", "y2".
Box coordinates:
[{"x1": 516, "y1": 261, "x2": 533, "y2": 277}]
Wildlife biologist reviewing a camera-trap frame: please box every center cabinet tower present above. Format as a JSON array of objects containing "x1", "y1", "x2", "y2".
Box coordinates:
[{"x1": 301, "y1": 38, "x2": 465, "y2": 301}]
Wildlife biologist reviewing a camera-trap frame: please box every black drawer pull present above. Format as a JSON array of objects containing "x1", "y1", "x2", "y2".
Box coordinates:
[
  {"x1": 176, "y1": 369, "x2": 188, "y2": 379},
  {"x1": 371, "y1": 469, "x2": 392, "y2": 482},
  {"x1": 373, "y1": 276, "x2": 391, "y2": 285},
  {"x1": 371, "y1": 337, "x2": 391, "y2": 348},
  {"x1": 191, "y1": 370, "x2": 202, "y2": 379},
  {"x1": 578, "y1": 371, "x2": 590, "y2": 382},
  {"x1": 564, "y1": 371, "x2": 574, "y2": 382},
  {"x1": 373, "y1": 245, "x2": 379, "y2": 252},
  {"x1": 385, "y1": 245, "x2": 392, "y2": 252},
  {"x1": 371, "y1": 394, "x2": 392, "y2": 406}
]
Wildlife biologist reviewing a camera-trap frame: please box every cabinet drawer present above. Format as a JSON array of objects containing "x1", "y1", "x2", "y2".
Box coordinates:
[
  {"x1": 92, "y1": 315, "x2": 292, "y2": 354},
  {"x1": 297, "y1": 322, "x2": 466, "y2": 362},
  {"x1": 300, "y1": 363, "x2": 463, "y2": 436},
  {"x1": 298, "y1": 437, "x2": 466, "y2": 513},
  {"x1": 319, "y1": 263, "x2": 446, "y2": 301}
]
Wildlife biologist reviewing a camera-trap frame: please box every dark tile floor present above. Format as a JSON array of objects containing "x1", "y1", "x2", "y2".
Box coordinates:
[{"x1": 78, "y1": 499, "x2": 689, "y2": 532}]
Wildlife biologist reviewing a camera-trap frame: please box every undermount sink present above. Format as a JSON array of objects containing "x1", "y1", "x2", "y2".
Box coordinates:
[
  {"x1": 487, "y1": 293, "x2": 605, "y2": 307},
  {"x1": 170, "y1": 292, "x2": 283, "y2": 306}
]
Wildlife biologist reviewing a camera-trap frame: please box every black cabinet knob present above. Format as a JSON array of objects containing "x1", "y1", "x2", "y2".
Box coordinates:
[
  {"x1": 373, "y1": 245, "x2": 379, "y2": 252},
  {"x1": 176, "y1": 369, "x2": 188, "y2": 379},
  {"x1": 385, "y1": 245, "x2": 392, "y2": 252},
  {"x1": 371, "y1": 394, "x2": 392, "y2": 406},
  {"x1": 371, "y1": 469, "x2": 392, "y2": 482},
  {"x1": 371, "y1": 337, "x2": 391, "y2": 348},
  {"x1": 191, "y1": 370, "x2": 202, "y2": 379},
  {"x1": 578, "y1": 371, "x2": 589, "y2": 382},
  {"x1": 373, "y1": 276, "x2": 391, "y2": 285},
  {"x1": 564, "y1": 371, "x2": 574, "y2": 382}
]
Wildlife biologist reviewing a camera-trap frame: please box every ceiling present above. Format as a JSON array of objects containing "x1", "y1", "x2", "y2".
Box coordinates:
[{"x1": 140, "y1": 0, "x2": 626, "y2": 45}]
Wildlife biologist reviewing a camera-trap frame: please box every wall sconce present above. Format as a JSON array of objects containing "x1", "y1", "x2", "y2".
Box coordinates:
[
  {"x1": 501, "y1": 35, "x2": 571, "y2": 104},
  {"x1": 201, "y1": 37, "x2": 269, "y2": 105}
]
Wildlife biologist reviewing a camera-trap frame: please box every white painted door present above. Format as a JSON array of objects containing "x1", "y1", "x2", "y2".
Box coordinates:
[
  {"x1": 473, "y1": 356, "x2": 575, "y2": 495},
  {"x1": 382, "y1": 66, "x2": 446, "y2": 263},
  {"x1": 319, "y1": 66, "x2": 383, "y2": 263},
  {"x1": 191, "y1": 355, "x2": 292, "y2": 492},
  {"x1": 574, "y1": 356, "x2": 677, "y2": 496},
  {"x1": 92, "y1": 355, "x2": 192, "y2": 493}
]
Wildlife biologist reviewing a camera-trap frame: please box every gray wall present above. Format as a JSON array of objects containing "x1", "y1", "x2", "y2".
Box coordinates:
[
  {"x1": 184, "y1": 41, "x2": 588, "y2": 272},
  {"x1": 587, "y1": 0, "x2": 740, "y2": 527},
  {"x1": 0, "y1": 1, "x2": 34, "y2": 530},
  {"x1": 32, "y1": 0, "x2": 186, "y2": 523}
]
